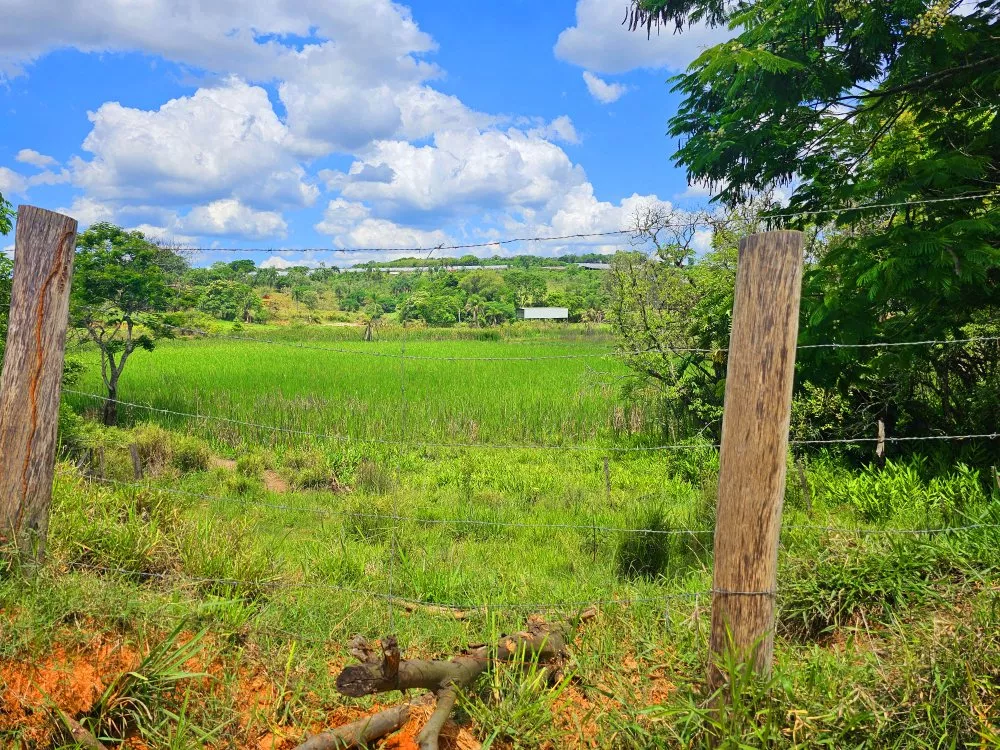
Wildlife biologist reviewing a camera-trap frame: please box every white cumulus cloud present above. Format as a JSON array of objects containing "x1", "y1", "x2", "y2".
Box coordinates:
[
  {"x1": 315, "y1": 198, "x2": 450, "y2": 249},
  {"x1": 16, "y1": 148, "x2": 59, "y2": 169},
  {"x1": 71, "y1": 78, "x2": 317, "y2": 210},
  {"x1": 179, "y1": 199, "x2": 287, "y2": 239},
  {"x1": 582, "y1": 71, "x2": 630, "y2": 104},
  {"x1": 338, "y1": 128, "x2": 586, "y2": 216},
  {"x1": 0, "y1": 167, "x2": 28, "y2": 196},
  {"x1": 555, "y1": 0, "x2": 732, "y2": 75}
]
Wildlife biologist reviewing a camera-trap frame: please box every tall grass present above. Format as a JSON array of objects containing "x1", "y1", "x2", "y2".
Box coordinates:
[{"x1": 65, "y1": 328, "x2": 639, "y2": 449}]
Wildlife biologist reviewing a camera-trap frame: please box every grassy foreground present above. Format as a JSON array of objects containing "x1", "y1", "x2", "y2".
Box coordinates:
[{"x1": 1, "y1": 326, "x2": 998, "y2": 748}]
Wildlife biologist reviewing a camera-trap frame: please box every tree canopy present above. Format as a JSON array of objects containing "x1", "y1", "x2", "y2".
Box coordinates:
[{"x1": 622, "y1": 0, "x2": 1000, "y2": 460}]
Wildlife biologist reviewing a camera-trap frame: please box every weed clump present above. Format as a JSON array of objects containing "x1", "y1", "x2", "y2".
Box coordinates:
[
  {"x1": 354, "y1": 458, "x2": 395, "y2": 494},
  {"x1": 171, "y1": 435, "x2": 212, "y2": 473},
  {"x1": 615, "y1": 507, "x2": 673, "y2": 581},
  {"x1": 236, "y1": 452, "x2": 266, "y2": 478}
]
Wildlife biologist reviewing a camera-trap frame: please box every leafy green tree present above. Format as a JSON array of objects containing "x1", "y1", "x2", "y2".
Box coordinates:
[
  {"x1": 291, "y1": 284, "x2": 319, "y2": 310},
  {"x1": 504, "y1": 270, "x2": 546, "y2": 307},
  {"x1": 198, "y1": 279, "x2": 265, "y2": 323},
  {"x1": 0, "y1": 192, "x2": 13, "y2": 236},
  {"x1": 72, "y1": 223, "x2": 184, "y2": 426},
  {"x1": 627, "y1": 0, "x2": 1000, "y2": 457},
  {"x1": 459, "y1": 270, "x2": 506, "y2": 301},
  {"x1": 483, "y1": 300, "x2": 516, "y2": 325},
  {"x1": 253, "y1": 266, "x2": 280, "y2": 289},
  {"x1": 227, "y1": 259, "x2": 257, "y2": 278},
  {"x1": 0, "y1": 251, "x2": 12, "y2": 360},
  {"x1": 607, "y1": 207, "x2": 742, "y2": 436}
]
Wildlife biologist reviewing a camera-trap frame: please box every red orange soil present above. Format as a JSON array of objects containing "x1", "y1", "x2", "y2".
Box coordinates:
[{"x1": 0, "y1": 634, "x2": 137, "y2": 747}]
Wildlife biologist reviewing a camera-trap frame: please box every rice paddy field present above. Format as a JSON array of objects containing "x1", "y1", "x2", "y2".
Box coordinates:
[{"x1": 2, "y1": 324, "x2": 999, "y2": 748}]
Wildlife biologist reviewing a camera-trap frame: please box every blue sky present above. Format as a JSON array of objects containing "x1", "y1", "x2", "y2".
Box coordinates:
[{"x1": 0, "y1": 0, "x2": 727, "y2": 266}]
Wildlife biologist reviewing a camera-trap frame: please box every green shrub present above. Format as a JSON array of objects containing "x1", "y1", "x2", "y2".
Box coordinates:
[
  {"x1": 49, "y1": 477, "x2": 174, "y2": 575},
  {"x1": 223, "y1": 472, "x2": 262, "y2": 497},
  {"x1": 822, "y1": 459, "x2": 988, "y2": 524},
  {"x1": 58, "y1": 403, "x2": 94, "y2": 458},
  {"x1": 779, "y1": 537, "x2": 937, "y2": 638},
  {"x1": 170, "y1": 435, "x2": 211, "y2": 473}
]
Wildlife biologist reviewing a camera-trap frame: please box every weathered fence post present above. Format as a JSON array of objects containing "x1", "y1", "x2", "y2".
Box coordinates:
[
  {"x1": 129, "y1": 444, "x2": 143, "y2": 480},
  {"x1": 709, "y1": 230, "x2": 803, "y2": 689},
  {"x1": 0, "y1": 206, "x2": 78, "y2": 559}
]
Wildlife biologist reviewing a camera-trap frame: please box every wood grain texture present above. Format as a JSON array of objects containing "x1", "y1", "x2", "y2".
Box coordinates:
[
  {"x1": 0, "y1": 205, "x2": 77, "y2": 558},
  {"x1": 709, "y1": 230, "x2": 803, "y2": 686}
]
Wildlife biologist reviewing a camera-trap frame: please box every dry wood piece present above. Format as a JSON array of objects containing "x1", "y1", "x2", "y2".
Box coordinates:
[
  {"x1": 325, "y1": 607, "x2": 596, "y2": 750},
  {"x1": 400, "y1": 600, "x2": 470, "y2": 620},
  {"x1": 293, "y1": 702, "x2": 415, "y2": 750},
  {"x1": 129, "y1": 443, "x2": 144, "y2": 480},
  {"x1": 57, "y1": 710, "x2": 109, "y2": 750}
]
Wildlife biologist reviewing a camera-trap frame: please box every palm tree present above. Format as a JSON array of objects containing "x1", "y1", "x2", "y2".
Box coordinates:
[
  {"x1": 464, "y1": 295, "x2": 486, "y2": 327},
  {"x1": 362, "y1": 302, "x2": 384, "y2": 342}
]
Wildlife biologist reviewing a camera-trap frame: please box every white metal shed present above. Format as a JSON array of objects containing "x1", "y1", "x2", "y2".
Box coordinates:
[{"x1": 517, "y1": 307, "x2": 569, "y2": 320}]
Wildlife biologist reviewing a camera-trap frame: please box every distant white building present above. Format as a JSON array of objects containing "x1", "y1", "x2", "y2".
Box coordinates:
[{"x1": 517, "y1": 307, "x2": 569, "y2": 321}]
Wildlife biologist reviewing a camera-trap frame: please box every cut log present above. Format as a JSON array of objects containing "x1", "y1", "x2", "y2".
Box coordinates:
[{"x1": 333, "y1": 607, "x2": 595, "y2": 750}]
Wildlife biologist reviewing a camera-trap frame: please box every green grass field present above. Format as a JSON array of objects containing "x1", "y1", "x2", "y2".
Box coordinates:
[{"x1": 2, "y1": 325, "x2": 999, "y2": 748}]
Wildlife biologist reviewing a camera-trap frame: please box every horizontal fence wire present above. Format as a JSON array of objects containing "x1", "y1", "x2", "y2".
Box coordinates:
[
  {"x1": 159, "y1": 192, "x2": 996, "y2": 254},
  {"x1": 63, "y1": 389, "x2": 999, "y2": 452},
  {"x1": 782, "y1": 521, "x2": 1000, "y2": 536},
  {"x1": 55, "y1": 468, "x2": 1000, "y2": 539},
  {"x1": 790, "y1": 433, "x2": 999, "y2": 445}
]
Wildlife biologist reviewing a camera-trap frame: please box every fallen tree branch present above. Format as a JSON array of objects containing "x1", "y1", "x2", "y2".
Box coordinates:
[
  {"x1": 293, "y1": 702, "x2": 415, "y2": 750},
  {"x1": 56, "y1": 710, "x2": 109, "y2": 750},
  {"x1": 332, "y1": 607, "x2": 596, "y2": 750}
]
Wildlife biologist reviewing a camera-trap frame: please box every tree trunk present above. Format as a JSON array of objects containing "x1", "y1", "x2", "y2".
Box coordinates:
[{"x1": 103, "y1": 382, "x2": 119, "y2": 427}]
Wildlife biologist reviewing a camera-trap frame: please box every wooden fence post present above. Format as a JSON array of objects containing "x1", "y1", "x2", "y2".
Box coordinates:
[
  {"x1": 0, "y1": 206, "x2": 78, "y2": 559},
  {"x1": 130, "y1": 444, "x2": 143, "y2": 481},
  {"x1": 709, "y1": 230, "x2": 803, "y2": 689}
]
